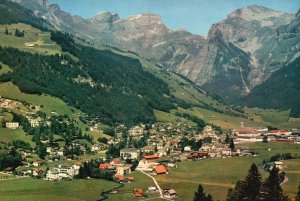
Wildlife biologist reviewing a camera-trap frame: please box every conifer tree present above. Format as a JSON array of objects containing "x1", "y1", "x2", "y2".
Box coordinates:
[
  {"x1": 227, "y1": 164, "x2": 261, "y2": 201},
  {"x1": 242, "y1": 163, "x2": 262, "y2": 201},
  {"x1": 258, "y1": 167, "x2": 289, "y2": 201},
  {"x1": 296, "y1": 183, "x2": 300, "y2": 201},
  {"x1": 5, "y1": 27, "x2": 8, "y2": 35},
  {"x1": 229, "y1": 138, "x2": 235, "y2": 151},
  {"x1": 194, "y1": 184, "x2": 213, "y2": 201}
]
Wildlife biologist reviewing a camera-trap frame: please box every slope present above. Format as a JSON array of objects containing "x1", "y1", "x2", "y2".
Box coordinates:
[{"x1": 242, "y1": 56, "x2": 300, "y2": 118}]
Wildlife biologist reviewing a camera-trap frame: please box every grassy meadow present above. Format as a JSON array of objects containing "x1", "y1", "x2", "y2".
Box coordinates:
[
  {"x1": 0, "y1": 178, "x2": 118, "y2": 201},
  {"x1": 0, "y1": 127, "x2": 35, "y2": 148},
  {"x1": 0, "y1": 23, "x2": 61, "y2": 55}
]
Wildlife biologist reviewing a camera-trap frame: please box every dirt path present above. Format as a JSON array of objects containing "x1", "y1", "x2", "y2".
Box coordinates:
[
  {"x1": 139, "y1": 171, "x2": 165, "y2": 199},
  {"x1": 280, "y1": 176, "x2": 289, "y2": 186}
]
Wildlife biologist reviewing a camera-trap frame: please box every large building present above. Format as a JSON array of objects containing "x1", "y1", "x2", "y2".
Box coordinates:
[
  {"x1": 6, "y1": 122, "x2": 19, "y2": 129},
  {"x1": 120, "y1": 148, "x2": 140, "y2": 160}
]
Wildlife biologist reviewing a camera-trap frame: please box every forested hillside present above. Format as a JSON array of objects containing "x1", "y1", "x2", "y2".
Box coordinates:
[
  {"x1": 242, "y1": 57, "x2": 300, "y2": 117},
  {"x1": 0, "y1": 39, "x2": 177, "y2": 125},
  {"x1": 0, "y1": 0, "x2": 49, "y2": 30}
]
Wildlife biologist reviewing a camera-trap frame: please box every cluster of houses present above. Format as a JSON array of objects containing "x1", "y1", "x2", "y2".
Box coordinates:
[
  {"x1": 233, "y1": 123, "x2": 300, "y2": 143},
  {"x1": 46, "y1": 164, "x2": 81, "y2": 181}
]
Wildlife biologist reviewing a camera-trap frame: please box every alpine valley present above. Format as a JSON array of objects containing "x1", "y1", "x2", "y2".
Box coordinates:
[{"x1": 0, "y1": 0, "x2": 300, "y2": 201}]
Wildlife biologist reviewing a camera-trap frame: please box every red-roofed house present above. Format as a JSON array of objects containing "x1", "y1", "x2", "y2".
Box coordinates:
[
  {"x1": 99, "y1": 163, "x2": 112, "y2": 170},
  {"x1": 111, "y1": 158, "x2": 122, "y2": 165},
  {"x1": 144, "y1": 154, "x2": 159, "y2": 160},
  {"x1": 153, "y1": 165, "x2": 168, "y2": 175},
  {"x1": 133, "y1": 189, "x2": 143, "y2": 197}
]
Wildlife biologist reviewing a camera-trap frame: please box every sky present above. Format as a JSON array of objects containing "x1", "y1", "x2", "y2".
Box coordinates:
[{"x1": 50, "y1": 0, "x2": 300, "y2": 36}]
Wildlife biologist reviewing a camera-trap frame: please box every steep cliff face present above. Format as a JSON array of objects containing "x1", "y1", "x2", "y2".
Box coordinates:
[{"x1": 15, "y1": 0, "x2": 300, "y2": 103}]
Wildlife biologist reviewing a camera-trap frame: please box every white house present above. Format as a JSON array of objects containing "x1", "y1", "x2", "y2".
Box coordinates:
[
  {"x1": 274, "y1": 161, "x2": 283, "y2": 170},
  {"x1": 120, "y1": 148, "x2": 140, "y2": 160},
  {"x1": 116, "y1": 164, "x2": 132, "y2": 176},
  {"x1": 6, "y1": 122, "x2": 19, "y2": 129},
  {"x1": 184, "y1": 145, "x2": 192, "y2": 152},
  {"x1": 163, "y1": 189, "x2": 177, "y2": 199}
]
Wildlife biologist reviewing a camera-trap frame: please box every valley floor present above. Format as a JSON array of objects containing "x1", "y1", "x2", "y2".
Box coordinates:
[{"x1": 0, "y1": 142, "x2": 299, "y2": 201}]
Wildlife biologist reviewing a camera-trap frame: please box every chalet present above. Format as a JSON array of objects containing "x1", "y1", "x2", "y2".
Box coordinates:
[
  {"x1": 6, "y1": 122, "x2": 19, "y2": 129},
  {"x1": 99, "y1": 163, "x2": 112, "y2": 170},
  {"x1": 199, "y1": 125, "x2": 219, "y2": 141},
  {"x1": 111, "y1": 158, "x2": 122, "y2": 165},
  {"x1": 141, "y1": 146, "x2": 155, "y2": 154},
  {"x1": 57, "y1": 147, "x2": 64, "y2": 156},
  {"x1": 187, "y1": 152, "x2": 208, "y2": 160},
  {"x1": 163, "y1": 189, "x2": 177, "y2": 199},
  {"x1": 184, "y1": 145, "x2": 192, "y2": 152},
  {"x1": 144, "y1": 154, "x2": 159, "y2": 161},
  {"x1": 153, "y1": 165, "x2": 168, "y2": 175},
  {"x1": 136, "y1": 159, "x2": 159, "y2": 172},
  {"x1": 120, "y1": 148, "x2": 140, "y2": 160},
  {"x1": 91, "y1": 144, "x2": 102, "y2": 152},
  {"x1": 28, "y1": 118, "x2": 41, "y2": 127},
  {"x1": 274, "y1": 161, "x2": 283, "y2": 170},
  {"x1": 27, "y1": 43, "x2": 38, "y2": 47},
  {"x1": 148, "y1": 186, "x2": 157, "y2": 192},
  {"x1": 33, "y1": 160, "x2": 44, "y2": 167},
  {"x1": 116, "y1": 164, "x2": 132, "y2": 176},
  {"x1": 114, "y1": 174, "x2": 134, "y2": 183},
  {"x1": 46, "y1": 164, "x2": 80, "y2": 181},
  {"x1": 33, "y1": 169, "x2": 44, "y2": 177},
  {"x1": 133, "y1": 188, "x2": 143, "y2": 198}
]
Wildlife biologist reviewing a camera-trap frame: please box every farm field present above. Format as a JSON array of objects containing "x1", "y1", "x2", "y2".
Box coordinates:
[{"x1": 0, "y1": 177, "x2": 118, "y2": 201}]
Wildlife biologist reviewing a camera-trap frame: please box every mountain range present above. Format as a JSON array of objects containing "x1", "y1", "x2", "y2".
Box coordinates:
[{"x1": 6, "y1": 0, "x2": 300, "y2": 118}]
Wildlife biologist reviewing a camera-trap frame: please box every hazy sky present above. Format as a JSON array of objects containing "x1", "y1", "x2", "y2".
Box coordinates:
[{"x1": 50, "y1": 0, "x2": 300, "y2": 36}]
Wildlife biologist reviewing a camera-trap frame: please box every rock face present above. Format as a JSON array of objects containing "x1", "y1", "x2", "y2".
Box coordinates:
[{"x1": 15, "y1": 1, "x2": 300, "y2": 103}]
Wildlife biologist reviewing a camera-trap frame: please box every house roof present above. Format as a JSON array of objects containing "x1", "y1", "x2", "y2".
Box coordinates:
[
  {"x1": 154, "y1": 165, "x2": 167, "y2": 174},
  {"x1": 111, "y1": 158, "x2": 122, "y2": 164},
  {"x1": 164, "y1": 189, "x2": 176, "y2": 195},
  {"x1": 115, "y1": 174, "x2": 124, "y2": 181},
  {"x1": 144, "y1": 154, "x2": 159, "y2": 160},
  {"x1": 133, "y1": 188, "x2": 143, "y2": 197},
  {"x1": 99, "y1": 163, "x2": 112, "y2": 170}
]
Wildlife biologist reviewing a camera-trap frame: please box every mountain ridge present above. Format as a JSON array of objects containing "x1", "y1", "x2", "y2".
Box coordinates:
[{"x1": 6, "y1": 0, "x2": 300, "y2": 117}]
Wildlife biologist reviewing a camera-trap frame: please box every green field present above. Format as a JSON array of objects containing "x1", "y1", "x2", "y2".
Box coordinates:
[
  {"x1": 0, "y1": 178, "x2": 118, "y2": 201},
  {"x1": 245, "y1": 108, "x2": 300, "y2": 129},
  {"x1": 173, "y1": 107, "x2": 264, "y2": 129},
  {"x1": 152, "y1": 142, "x2": 300, "y2": 201},
  {"x1": 0, "y1": 23, "x2": 61, "y2": 55},
  {"x1": 0, "y1": 128, "x2": 35, "y2": 148},
  {"x1": 0, "y1": 62, "x2": 12, "y2": 75},
  {"x1": 154, "y1": 109, "x2": 196, "y2": 126}
]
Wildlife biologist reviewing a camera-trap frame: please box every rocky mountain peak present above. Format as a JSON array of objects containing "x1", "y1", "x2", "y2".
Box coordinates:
[
  {"x1": 89, "y1": 12, "x2": 120, "y2": 24},
  {"x1": 126, "y1": 13, "x2": 163, "y2": 25},
  {"x1": 227, "y1": 5, "x2": 292, "y2": 23}
]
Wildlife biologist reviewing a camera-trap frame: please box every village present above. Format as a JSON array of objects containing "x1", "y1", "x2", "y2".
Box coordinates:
[{"x1": 1, "y1": 96, "x2": 300, "y2": 199}]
